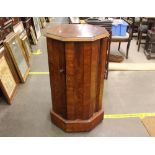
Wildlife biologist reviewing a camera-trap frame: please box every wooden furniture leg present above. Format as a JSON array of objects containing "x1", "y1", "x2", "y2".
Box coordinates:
[
  {"x1": 105, "y1": 37, "x2": 111, "y2": 80},
  {"x1": 131, "y1": 17, "x2": 135, "y2": 39},
  {"x1": 126, "y1": 40, "x2": 131, "y2": 59},
  {"x1": 138, "y1": 31, "x2": 142, "y2": 51},
  {"x1": 137, "y1": 30, "x2": 140, "y2": 45},
  {"x1": 118, "y1": 42, "x2": 121, "y2": 51}
]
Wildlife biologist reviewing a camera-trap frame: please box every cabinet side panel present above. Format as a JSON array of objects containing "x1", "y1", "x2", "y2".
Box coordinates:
[
  {"x1": 82, "y1": 42, "x2": 92, "y2": 119},
  {"x1": 90, "y1": 40, "x2": 100, "y2": 115},
  {"x1": 74, "y1": 42, "x2": 84, "y2": 119},
  {"x1": 82, "y1": 41, "x2": 100, "y2": 119},
  {"x1": 65, "y1": 41, "x2": 102, "y2": 120},
  {"x1": 65, "y1": 42, "x2": 76, "y2": 120},
  {"x1": 47, "y1": 38, "x2": 67, "y2": 118},
  {"x1": 96, "y1": 38, "x2": 108, "y2": 111}
]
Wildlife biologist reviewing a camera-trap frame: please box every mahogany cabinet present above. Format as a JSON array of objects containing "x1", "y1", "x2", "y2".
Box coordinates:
[{"x1": 46, "y1": 24, "x2": 109, "y2": 132}]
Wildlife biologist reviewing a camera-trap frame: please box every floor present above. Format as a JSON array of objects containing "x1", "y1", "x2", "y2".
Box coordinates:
[{"x1": 0, "y1": 21, "x2": 155, "y2": 137}]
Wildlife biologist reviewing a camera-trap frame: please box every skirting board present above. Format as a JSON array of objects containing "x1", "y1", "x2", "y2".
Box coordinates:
[{"x1": 109, "y1": 63, "x2": 155, "y2": 71}]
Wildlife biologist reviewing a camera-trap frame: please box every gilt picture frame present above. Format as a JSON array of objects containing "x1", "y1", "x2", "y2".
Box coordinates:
[
  {"x1": 0, "y1": 47, "x2": 17, "y2": 104},
  {"x1": 40, "y1": 17, "x2": 46, "y2": 28},
  {"x1": 30, "y1": 26, "x2": 37, "y2": 45},
  {"x1": 21, "y1": 32, "x2": 32, "y2": 65},
  {"x1": 48, "y1": 17, "x2": 53, "y2": 22},
  {"x1": 33, "y1": 17, "x2": 41, "y2": 39},
  {"x1": 4, "y1": 32, "x2": 30, "y2": 83},
  {"x1": 13, "y1": 24, "x2": 32, "y2": 65},
  {"x1": 13, "y1": 21, "x2": 25, "y2": 35}
]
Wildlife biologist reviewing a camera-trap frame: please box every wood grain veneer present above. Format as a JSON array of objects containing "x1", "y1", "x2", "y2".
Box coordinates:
[{"x1": 46, "y1": 24, "x2": 109, "y2": 132}]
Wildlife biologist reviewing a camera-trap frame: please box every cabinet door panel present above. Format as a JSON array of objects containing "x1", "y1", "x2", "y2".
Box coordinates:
[{"x1": 47, "y1": 38, "x2": 67, "y2": 118}]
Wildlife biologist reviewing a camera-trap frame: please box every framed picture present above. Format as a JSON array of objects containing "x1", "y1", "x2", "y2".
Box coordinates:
[
  {"x1": 13, "y1": 23, "x2": 32, "y2": 65},
  {"x1": 21, "y1": 31, "x2": 32, "y2": 65},
  {"x1": 0, "y1": 47, "x2": 17, "y2": 104},
  {"x1": 30, "y1": 26, "x2": 37, "y2": 45},
  {"x1": 48, "y1": 17, "x2": 53, "y2": 22},
  {"x1": 69, "y1": 17, "x2": 80, "y2": 24},
  {"x1": 13, "y1": 21, "x2": 24, "y2": 35},
  {"x1": 4, "y1": 32, "x2": 30, "y2": 83},
  {"x1": 38, "y1": 18, "x2": 42, "y2": 29},
  {"x1": 33, "y1": 17, "x2": 41, "y2": 39},
  {"x1": 40, "y1": 17, "x2": 46, "y2": 28}
]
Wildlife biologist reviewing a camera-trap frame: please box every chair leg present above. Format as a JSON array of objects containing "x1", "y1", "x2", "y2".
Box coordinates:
[
  {"x1": 131, "y1": 18, "x2": 135, "y2": 40},
  {"x1": 126, "y1": 40, "x2": 131, "y2": 59},
  {"x1": 137, "y1": 30, "x2": 140, "y2": 45},
  {"x1": 148, "y1": 39, "x2": 153, "y2": 59},
  {"x1": 105, "y1": 38, "x2": 111, "y2": 80},
  {"x1": 131, "y1": 25, "x2": 134, "y2": 39},
  {"x1": 138, "y1": 31, "x2": 142, "y2": 51},
  {"x1": 144, "y1": 35, "x2": 149, "y2": 52},
  {"x1": 118, "y1": 42, "x2": 121, "y2": 51}
]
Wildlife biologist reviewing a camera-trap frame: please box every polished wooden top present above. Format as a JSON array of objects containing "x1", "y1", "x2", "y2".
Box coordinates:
[{"x1": 46, "y1": 24, "x2": 109, "y2": 41}]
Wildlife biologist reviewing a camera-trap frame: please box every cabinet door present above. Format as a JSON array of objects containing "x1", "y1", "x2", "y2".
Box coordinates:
[{"x1": 47, "y1": 38, "x2": 67, "y2": 118}]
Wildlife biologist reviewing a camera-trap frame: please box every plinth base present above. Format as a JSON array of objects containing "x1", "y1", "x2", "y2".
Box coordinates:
[{"x1": 50, "y1": 110, "x2": 104, "y2": 132}]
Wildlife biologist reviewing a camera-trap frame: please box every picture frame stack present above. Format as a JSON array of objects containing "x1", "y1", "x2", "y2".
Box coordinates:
[
  {"x1": 0, "y1": 17, "x2": 45, "y2": 105},
  {"x1": 30, "y1": 26, "x2": 38, "y2": 45},
  {"x1": 39, "y1": 17, "x2": 47, "y2": 28},
  {"x1": 45, "y1": 17, "x2": 53, "y2": 22},
  {"x1": 0, "y1": 46, "x2": 17, "y2": 104},
  {"x1": 48, "y1": 17, "x2": 53, "y2": 22},
  {"x1": 13, "y1": 22, "x2": 32, "y2": 65},
  {"x1": 4, "y1": 32, "x2": 30, "y2": 83},
  {"x1": 33, "y1": 17, "x2": 41, "y2": 39},
  {"x1": 0, "y1": 18, "x2": 45, "y2": 105}
]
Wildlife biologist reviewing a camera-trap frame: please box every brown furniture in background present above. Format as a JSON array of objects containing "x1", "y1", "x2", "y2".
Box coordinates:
[
  {"x1": 12, "y1": 17, "x2": 21, "y2": 26},
  {"x1": 122, "y1": 17, "x2": 141, "y2": 39},
  {"x1": 111, "y1": 24, "x2": 132, "y2": 59},
  {"x1": 20, "y1": 17, "x2": 33, "y2": 44},
  {"x1": 137, "y1": 17, "x2": 155, "y2": 52},
  {"x1": 137, "y1": 18, "x2": 148, "y2": 51},
  {"x1": 0, "y1": 17, "x2": 13, "y2": 42},
  {"x1": 46, "y1": 24, "x2": 109, "y2": 132},
  {"x1": 144, "y1": 29, "x2": 155, "y2": 59}
]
